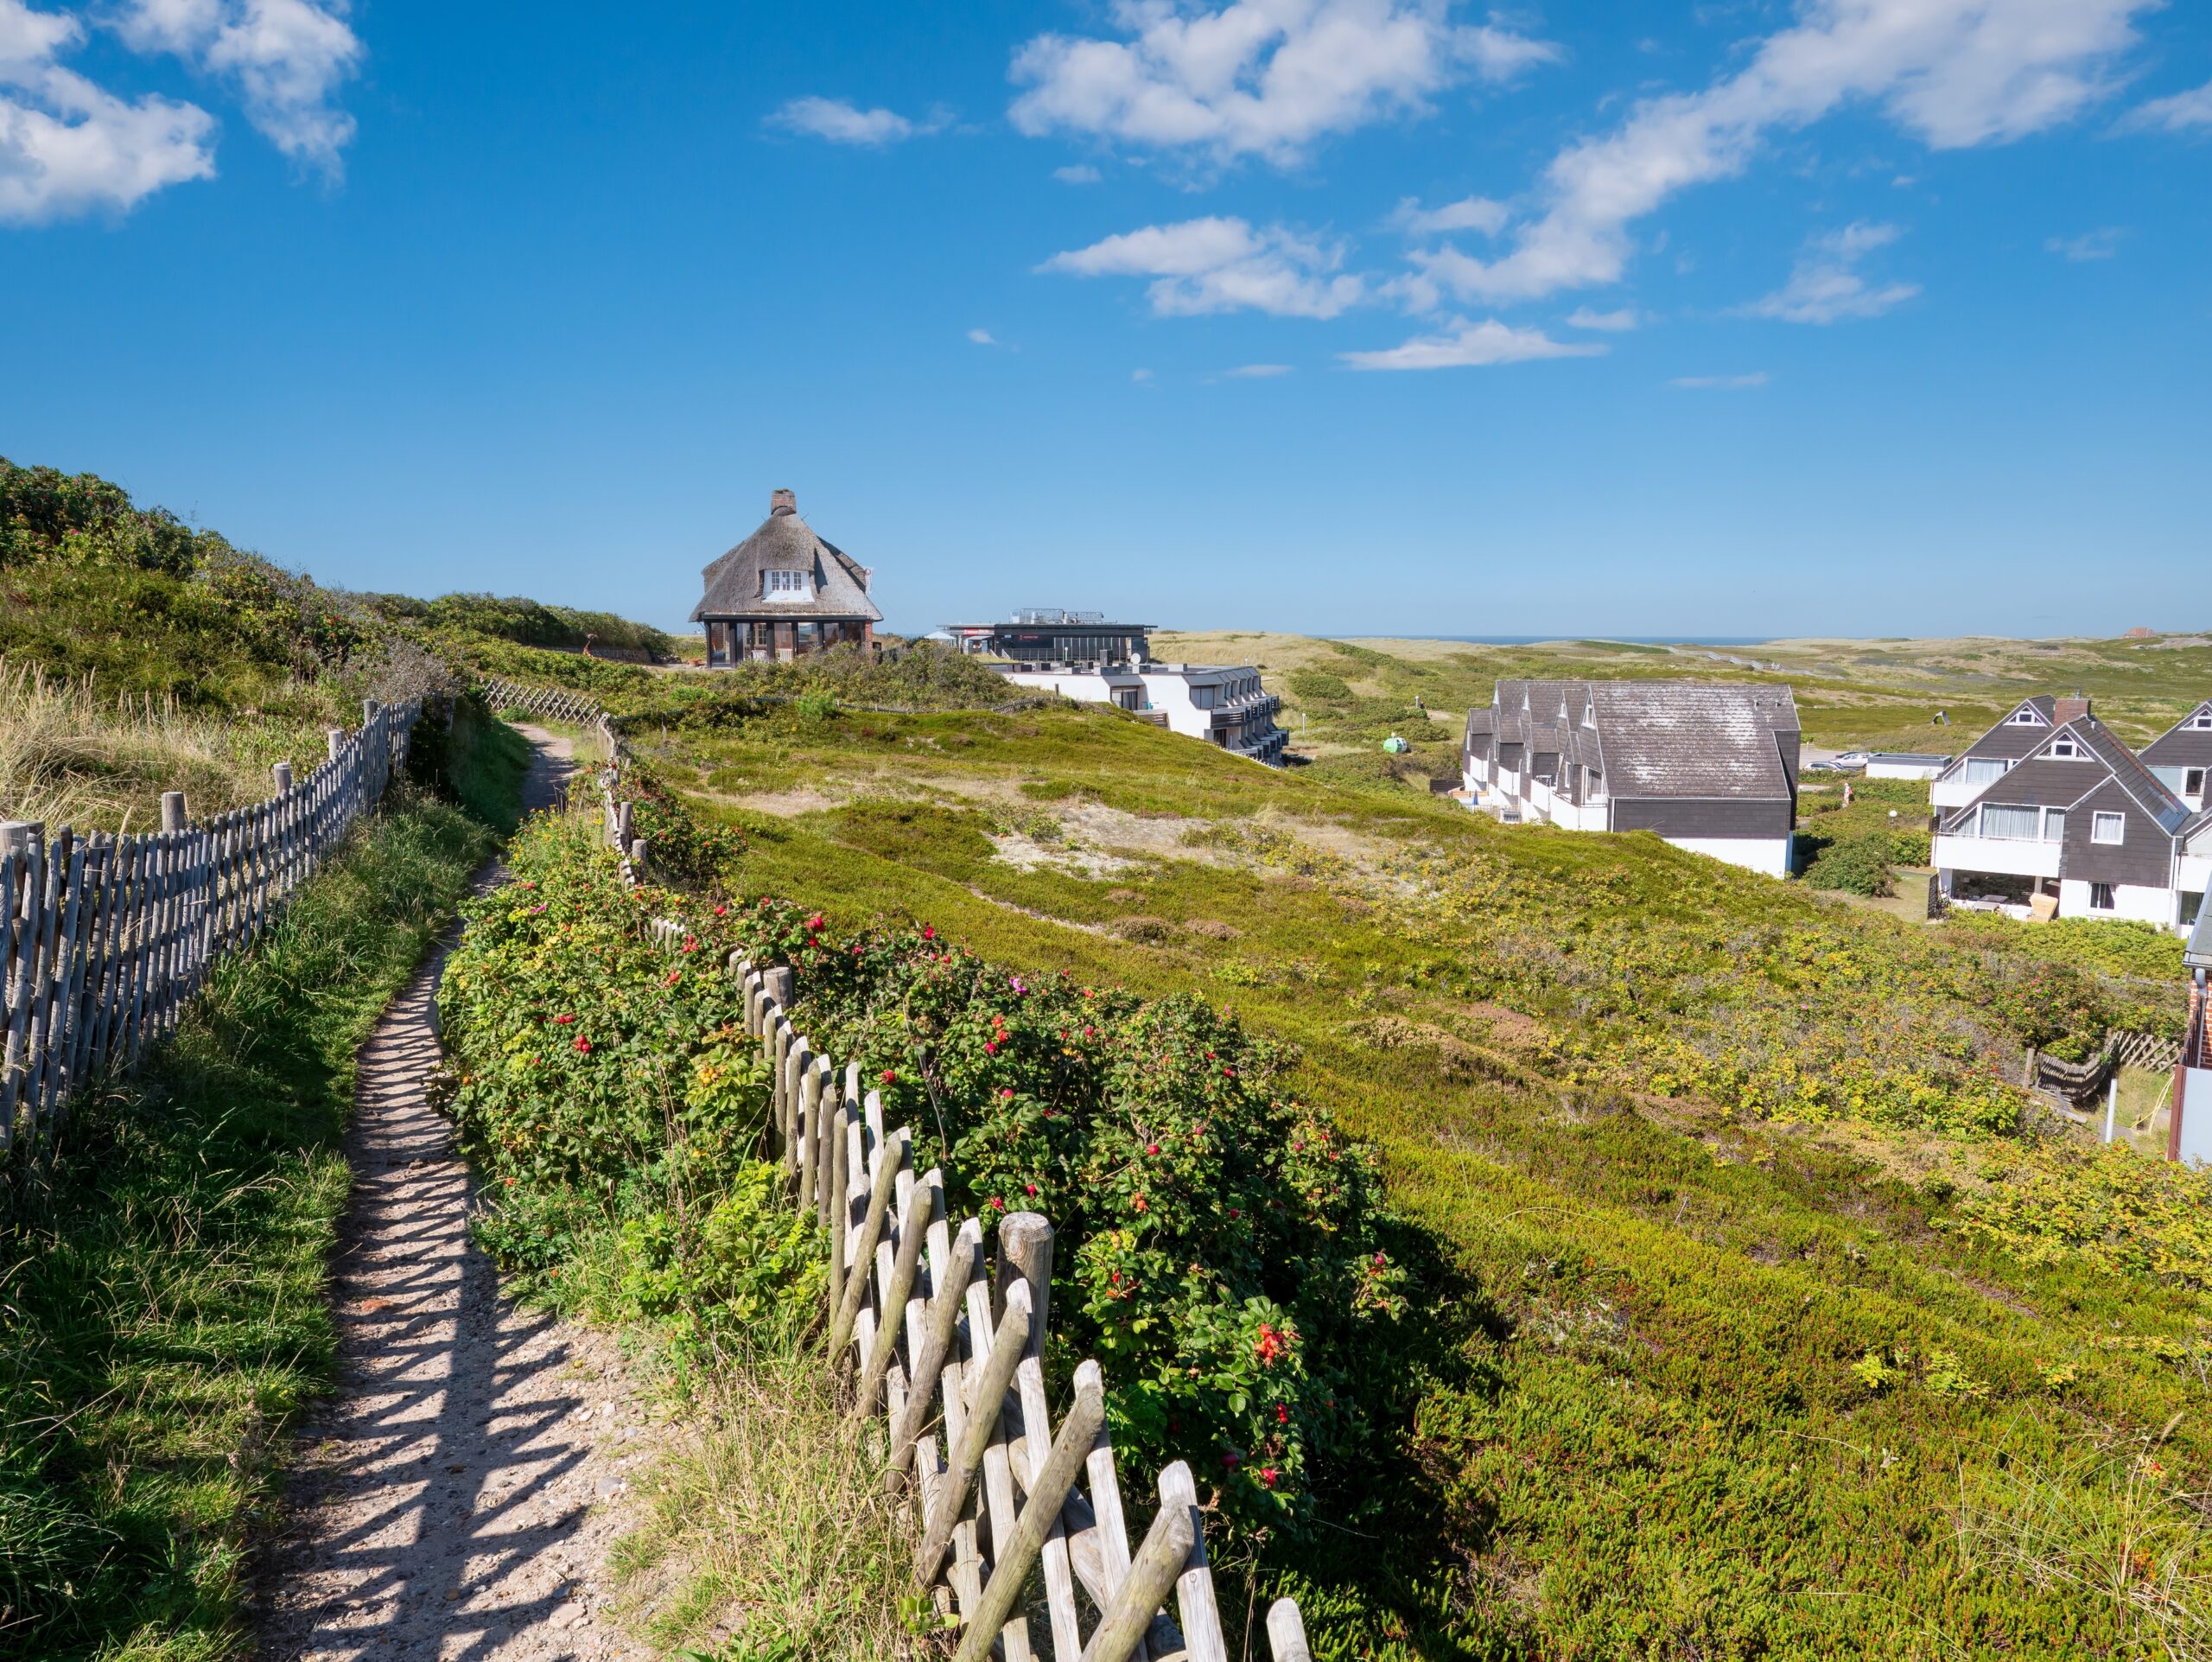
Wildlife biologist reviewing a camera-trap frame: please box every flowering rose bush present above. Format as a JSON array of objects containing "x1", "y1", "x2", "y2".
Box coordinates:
[{"x1": 721, "y1": 915, "x2": 1410, "y2": 1535}]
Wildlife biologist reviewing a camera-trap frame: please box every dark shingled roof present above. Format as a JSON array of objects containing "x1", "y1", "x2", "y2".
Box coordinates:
[
  {"x1": 1938, "y1": 716, "x2": 2190, "y2": 834},
  {"x1": 1586, "y1": 682, "x2": 1799, "y2": 801},
  {"x1": 1489, "y1": 678, "x2": 1796, "y2": 801},
  {"x1": 692, "y1": 491, "x2": 884, "y2": 625}
]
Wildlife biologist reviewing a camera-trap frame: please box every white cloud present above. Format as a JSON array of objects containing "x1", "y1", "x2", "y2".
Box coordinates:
[
  {"x1": 1672, "y1": 372, "x2": 1769, "y2": 388},
  {"x1": 769, "y1": 96, "x2": 925, "y2": 146},
  {"x1": 1340, "y1": 316, "x2": 1605, "y2": 370},
  {"x1": 1390, "y1": 192, "x2": 1508, "y2": 235},
  {"x1": 0, "y1": 0, "x2": 216, "y2": 221},
  {"x1": 113, "y1": 0, "x2": 363, "y2": 175},
  {"x1": 1421, "y1": 0, "x2": 2152, "y2": 302},
  {"x1": 2120, "y1": 78, "x2": 2212, "y2": 132},
  {"x1": 1041, "y1": 215, "x2": 1365, "y2": 317},
  {"x1": 1132, "y1": 366, "x2": 1154, "y2": 380},
  {"x1": 1224, "y1": 361, "x2": 1293, "y2": 376},
  {"x1": 1054, "y1": 162, "x2": 1102, "y2": 182},
  {"x1": 2045, "y1": 226, "x2": 2123, "y2": 260},
  {"x1": 967, "y1": 327, "x2": 999, "y2": 345},
  {"x1": 1008, "y1": 0, "x2": 1559, "y2": 167},
  {"x1": 1566, "y1": 305, "x2": 1637, "y2": 330},
  {"x1": 1744, "y1": 220, "x2": 1919, "y2": 323}
]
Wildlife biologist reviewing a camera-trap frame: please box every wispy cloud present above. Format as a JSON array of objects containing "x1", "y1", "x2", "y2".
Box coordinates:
[
  {"x1": 1223, "y1": 362, "x2": 1293, "y2": 377},
  {"x1": 1340, "y1": 317, "x2": 1605, "y2": 372},
  {"x1": 1390, "y1": 194, "x2": 1509, "y2": 237},
  {"x1": 967, "y1": 328, "x2": 999, "y2": 345},
  {"x1": 1053, "y1": 162, "x2": 1101, "y2": 183},
  {"x1": 0, "y1": 0, "x2": 217, "y2": 221},
  {"x1": 1041, "y1": 216, "x2": 1364, "y2": 318},
  {"x1": 1009, "y1": 1, "x2": 1558, "y2": 168},
  {"x1": 1131, "y1": 366, "x2": 1154, "y2": 382},
  {"x1": 2045, "y1": 226, "x2": 2124, "y2": 261},
  {"x1": 1407, "y1": 0, "x2": 2152, "y2": 303},
  {"x1": 1672, "y1": 373, "x2": 1769, "y2": 389},
  {"x1": 1567, "y1": 305, "x2": 1638, "y2": 331},
  {"x1": 768, "y1": 95, "x2": 940, "y2": 146},
  {"x1": 1743, "y1": 222, "x2": 1919, "y2": 325},
  {"x1": 112, "y1": 0, "x2": 365, "y2": 176},
  {"x1": 2119, "y1": 78, "x2": 2212, "y2": 133}
]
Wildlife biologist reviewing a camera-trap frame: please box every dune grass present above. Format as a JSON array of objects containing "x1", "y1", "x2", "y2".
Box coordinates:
[
  {"x1": 601, "y1": 685, "x2": 2212, "y2": 1659},
  {"x1": 0, "y1": 780, "x2": 505, "y2": 1661}
]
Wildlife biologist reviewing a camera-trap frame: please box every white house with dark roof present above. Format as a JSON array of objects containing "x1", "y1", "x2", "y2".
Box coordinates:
[
  {"x1": 2143, "y1": 701, "x2": 2212, "y2": 814},
  {"x1": 1929, "y1": 695, "x2": 2088, "y2": 809},
  {"x1": 1462, "y1": 679, "x2": 1802, "y2": 876},
  {"x1": 1933, "y1": 710, "x2": 2202, "y2": 927},
  {"x1": 692, "y1": 489, "x2": 882, "y2": 665}
]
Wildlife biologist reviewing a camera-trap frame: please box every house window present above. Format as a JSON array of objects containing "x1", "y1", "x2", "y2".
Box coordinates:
[
  {"x1": 2091, "y1": 812, "x2": 2126, "y2": 844},
  {"x1": 764, "y1": 569, "x2": 810, "y2": 597},
  {"x1": 2047, "y1": 739, "x2": 2078, "y2": 758},
  {"x1": 2188, "y1": 768, "x2": 2208, "y2": 797},
  {"x1": 1963, "y1": 758, "x2": 2011, "y2": 786},
  {"x1": 1978, "y1": 805, "x2": 2040, "y2": 840},
  {"x1": 2089, "y1": 882, "x2": 2116, "y2": 911},
  {"x1": 2190, "y1": 713, "x2": 2212, "y2": 729},
  {"x1": 2008, "y1": 709, "x2": 2044, "y2": 724},
  {"x1": 2043, "y1": 810, "x2": 2064, "y2": 842}
]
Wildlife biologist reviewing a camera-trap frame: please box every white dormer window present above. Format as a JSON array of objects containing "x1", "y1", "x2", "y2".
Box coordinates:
[
  {"x1": 2048, "y1": 738, "x2": 2079, "y2": 758},
  {"x1": 2008, "y1": 709, "x2": 2044, "y2": 725},
  {"x1": 764, "y1": 569, "x2": 811, "y2": 600},
  {"x1": 2190, "y1": 711, "x2": 2212, "y2": 730}
]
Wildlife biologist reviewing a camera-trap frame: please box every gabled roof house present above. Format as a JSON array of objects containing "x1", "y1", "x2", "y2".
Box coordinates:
[
  {"x1": 1463, "y1": 679, "x2": 1801, "y2": 876},
  {"x1": 693, "y1": 489, "x2": 882, "y2": 666},
  {"x1": 1929, "y1": 695, "x2": 2089, "y2": 808},
  {"x1": 1933, "y1": 710, "x2": 2202, "y2": 927},
  {"x1": 2143, "y1": 700, "x2": 2212, "y2": 814}
]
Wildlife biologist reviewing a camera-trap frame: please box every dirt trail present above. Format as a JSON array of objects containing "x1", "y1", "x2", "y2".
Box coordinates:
[{"x1": 259, "y1": 728, "x2": 664, "y2": 1662}]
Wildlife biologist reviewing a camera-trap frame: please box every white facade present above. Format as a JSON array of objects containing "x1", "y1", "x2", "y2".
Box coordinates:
[
  {"x1": 2055, "y1": 878, "x2": 2178, "y2": 926},
  {"x1": 1865, "y1": 755, "x2": 1948, "y2": 781},
  {"x1": 1667, "y1": 834, "x2": 1796, "y2": 877},
  {"x1": 1931, "y1": 831, "x2": 2065, "y2": 882},
  {"x1": 1002, "y1": 663, "x2": 1287, "y2": 764}
]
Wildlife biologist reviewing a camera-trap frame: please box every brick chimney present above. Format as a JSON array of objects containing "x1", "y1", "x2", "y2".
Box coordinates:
[
  {"x1": 770, "y1": 488, "x2": 798, "y2": 518},
  {"x1": 2055, "y1": 695, "x2": 2091, "y2": 723}
]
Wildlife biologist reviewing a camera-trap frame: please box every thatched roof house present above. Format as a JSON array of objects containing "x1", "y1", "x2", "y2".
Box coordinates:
[{"x1": 692, "y1": 489, "x2": 881, "y2": 665}]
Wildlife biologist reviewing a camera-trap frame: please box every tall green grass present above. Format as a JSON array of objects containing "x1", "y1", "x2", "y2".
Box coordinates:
[{"x1": 0, "y1": 788, "x2": 501, "y2": 1660}]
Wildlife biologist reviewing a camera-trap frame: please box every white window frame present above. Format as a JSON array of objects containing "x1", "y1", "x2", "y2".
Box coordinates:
[
  {"x1": 2047, "y1": 739, "x2": 2079, "y2": 758},
  {"x1": 1963, "y1": 757, "x2": 2012, "y2": 786},
  {"x1": 2008, "y1": 709, "x2": 2044, "y2": 725},
  {"x1": 2091, "y1": 812, "x2": 2126, "y2": 844},
  {"x1": 1978, "y1": 804, "x2": 2041, "y2": 841},
  {"x1": 763, "y1": 569, "x2": 810, "y2": 598},
  {"x1": 2190, "y1": 713, "x2": 2212, "y2": 730}
]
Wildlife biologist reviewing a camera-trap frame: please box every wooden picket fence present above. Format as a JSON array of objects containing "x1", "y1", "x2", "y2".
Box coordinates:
[
  {"x1": 549, "y1": 684, "x2": 1314, "y2": 1661},
  {"x1": 1, "y1": 697, "x2": 424, "y2": 1156},
  {"x1": 480, "y1": 676, "x2": 620, "y2": 755}
]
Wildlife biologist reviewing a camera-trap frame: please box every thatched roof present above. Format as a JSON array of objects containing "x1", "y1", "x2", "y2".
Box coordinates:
[{"x1": 692, "y1": 489, "x2": 883, "y2": 624}]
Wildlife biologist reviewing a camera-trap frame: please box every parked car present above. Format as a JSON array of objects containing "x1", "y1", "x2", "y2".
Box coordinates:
[{"x1": 1834, "y1": 750, "x2": 1871, "y2": 766}]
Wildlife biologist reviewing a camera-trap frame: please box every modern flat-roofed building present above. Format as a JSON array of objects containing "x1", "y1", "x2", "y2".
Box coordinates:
[
  {"x1": 1864, "y1": 753, "x2": 1951, "y2": 780},
  {"x1": 995, "y1": 659, "x2": 1287, "y2": 765},
  {"x1": 942, "y1": 610, "x2": 1157, "y2": 665}
]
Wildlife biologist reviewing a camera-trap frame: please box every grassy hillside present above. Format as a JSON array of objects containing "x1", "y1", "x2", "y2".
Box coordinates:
[{"x1": 590, "y1": 670, "x2": 2212, "y2": 1658}]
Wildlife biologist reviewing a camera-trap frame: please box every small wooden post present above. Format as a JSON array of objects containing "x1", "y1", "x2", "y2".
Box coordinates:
[
  {"x1": 614, "y1": 800, "x2": 633, "y2": 846},
  {"x1": 160, "y1": 792, "x2": 187, "y2": 834},
  {"x1": 327, "y1": 728, "x2": 346, "y2": 761},
  {"x1": 995, "y1": 1212, "x2": 1052, "y2": 1360},
  {"x1": 273, "y1": 761, "x2": 292, "y2": 793},
  {"x1": 1266, "y1": 1600, "x2": 1314, "y2": 1662}
]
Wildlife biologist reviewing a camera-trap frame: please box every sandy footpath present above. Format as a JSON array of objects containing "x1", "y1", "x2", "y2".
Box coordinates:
[{"x1": 257, "y1": 729, "x2": 668, "y2": 1662}]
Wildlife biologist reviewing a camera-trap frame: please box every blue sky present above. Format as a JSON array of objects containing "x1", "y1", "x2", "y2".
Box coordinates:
[{"x1": 3, "y1": 1, "x2": 2208, "y2": 640}]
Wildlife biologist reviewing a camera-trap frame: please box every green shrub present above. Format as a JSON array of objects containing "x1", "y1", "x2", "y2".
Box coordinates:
[
  {"x1": 1802, "y1": 831, "x2": 1896, "y2": 895},
  {"x1": 1288, "y1": 671, "x2": 1353, "y2": 703}
]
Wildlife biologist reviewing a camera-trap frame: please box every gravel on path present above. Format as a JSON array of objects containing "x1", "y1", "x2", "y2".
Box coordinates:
[{"x1": 258, "y1": 727, "x2": 665, "y2": 1662}]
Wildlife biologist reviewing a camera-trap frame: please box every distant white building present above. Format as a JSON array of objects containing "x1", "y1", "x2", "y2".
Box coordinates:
[
  {"x1": 949, "y1": 609, "x2": 1287, "y2": 765},
  {"x1": 996, "y1": 661, "x2": 1287, "y2": 765}
]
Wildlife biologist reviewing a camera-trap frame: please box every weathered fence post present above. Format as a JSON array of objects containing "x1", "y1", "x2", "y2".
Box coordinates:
[
  {"x1": 995, "y1": 1212, "x2": 1053, "y2": 1360},
  {"x1": 326, "y1": 728, "x2": 346, "y2": 761},
  {"x1": 160, "y1": 792, "x2": 187, "y2": 834},
  {"x1": 273, "y1": 761, "x2": 292, "y2": 793}
]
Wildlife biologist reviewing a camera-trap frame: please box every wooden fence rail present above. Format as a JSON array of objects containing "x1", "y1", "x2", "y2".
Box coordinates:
[
  {"x1": 540, "y1": 678, "x2": 1311, "y2": 1662},
  {"x1": 1, "y1": 697, "x2": 425, "y2": 1155}
]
